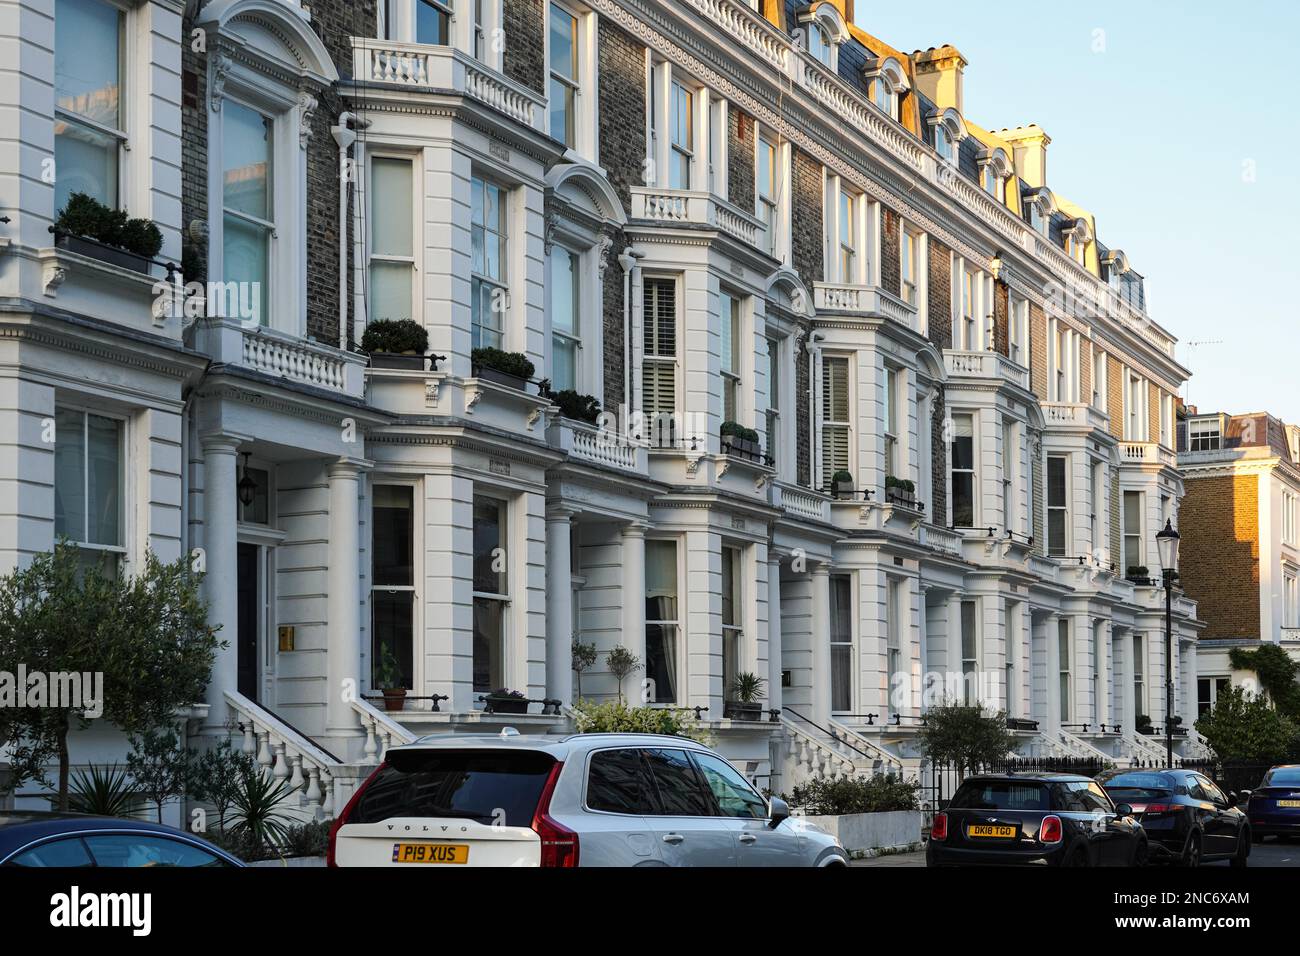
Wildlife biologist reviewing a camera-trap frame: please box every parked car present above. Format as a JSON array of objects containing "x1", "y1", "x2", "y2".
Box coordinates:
[
  {"x1": 0, "y1": 812, "x2": 243, "y2": 867},
  {"x1": 329, "y1": 730, "x2": 849, "y2": 867},
  {"x1": 926, "y1": 773, "x2": 1147, "y2": 867},
  {"x1": 1096, "y1": 768, "x2": 1250, "y2": 866},
  {"x1": 1245, "y1": 764, "x2": 1300, "y2": 841}
]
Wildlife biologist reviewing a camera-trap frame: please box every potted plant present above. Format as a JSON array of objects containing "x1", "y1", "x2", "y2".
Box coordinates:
[
  {"x1": 725, "y1": 672, "x2": 766, "y2": 721},
  {"x1": 1135, "y1": 713, "x2": 1155, "y2": 736},
  {"x1": 572, "y1": 638, "x2": 598, "y2": 699},
  {"x1": 484, "y1": 688, "x2": 529, "y2": 714},
  {"x1": 471, "y1": 347, "x2": 535, "y2": 390},
  {"x1": 831, "y1": 469, "x2": 855, "y2": 500},
  {"x1": 53, "y1": 192, "x2": 163, "y2": 274},
  {"x1": 1125, "y1": 565, "x2": 1150, "y2": 584},
  {"x1": 361, "y1": 319, "x2": 428, "y2": 370},
  {"x1": 720, "y1": 421, "x2": 762, "y2": 460},
  {"x1": 540, "y1": 383, "x2": 602, "y2": 425},
  {"x1": 374, "y1": 645, "x2": 407, "y2": 712},
  {"x1": 885, "y1": 475, "x2": 917, "y2": 507}
]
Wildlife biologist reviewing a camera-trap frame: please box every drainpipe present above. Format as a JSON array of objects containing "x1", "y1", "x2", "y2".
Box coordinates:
[
  {"x1": 330, "y1": 113, "x2": 371, "y2": 352},
  {"x1": 619, "y1": 247, "x2": 644, "y2": 430}
]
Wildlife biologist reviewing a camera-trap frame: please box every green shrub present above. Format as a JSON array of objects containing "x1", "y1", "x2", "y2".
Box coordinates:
[
  {"x1": 60, "y1": 763, "x2": 142, "y2": 818},
  {"x1": 471, "y1": 347, "x2": 535, "y2": 381},
  {"x1": 885, "y1": 475, "x2": 915, "y2": 492},
  {"x1": 544, "y1": 387, "x2": 601, "y2": 424},
  {"x1": 1195, "y1": 685, "x2": 1299, "y2": 763},
  {"x1": 361, "y1": 318, "x2": 428, "y2": 354},
  {"x1": 786, "y1": 774, "x2": 921, "y2": 815},
  {"x1": 571, "y1": 699, "x2": 710, "y2": 744},
  {"x1": 55, "y1": 192, "x2": 163, "y2": 258},
  {"x1": 831, "y1": 469, "x2": 853, "y2": 484},
  {"x1": 720, "y1": 420, "x2": 760, "y2": 443}
]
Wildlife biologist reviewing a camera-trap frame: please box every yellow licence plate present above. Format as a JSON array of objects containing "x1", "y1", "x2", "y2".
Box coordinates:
[
  {"x1": 1278, "y1": 800, "x2": 1300, "y2": 808},
  {"x1": 391, "y1": 842, "x2": 469, "y2": 864},
  {"x1": 967, "y1": 825, "x2": 1017, "y2": 839}
]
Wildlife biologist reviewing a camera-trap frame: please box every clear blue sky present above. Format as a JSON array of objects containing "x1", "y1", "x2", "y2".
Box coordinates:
[{"x1": 853, "y1": 1, "x2": 1300, "y2": 423}]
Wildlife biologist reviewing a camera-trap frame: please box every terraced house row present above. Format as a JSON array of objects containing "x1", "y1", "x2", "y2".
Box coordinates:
[{"x1": 0, "y1": 0, "x2": 1206, "y2": 816}]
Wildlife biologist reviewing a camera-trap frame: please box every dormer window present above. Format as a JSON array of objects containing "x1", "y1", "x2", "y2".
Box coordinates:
[
  {"x1": 976, "y1": 147, "x2": 1012, "y2": 203},
  {"x1": 1188, "y1": 417, "x2": 1222, "y2": 452},
  {"x1": 1063, "y1": 218, "x2": 1092, "y2": 265},
  {"x1": 865, "y1": 57, "x2": 909, "y2": 123},
  {"x1": 1103, "y1": 250, "x2": 1130, "y2": 291},
  {"x1": 927, "y1": 108, "x2": 967, "y2": 165},
  {"x1": 1024, "y1": 187, "x2": 1057, "y2": 237},
  {"x1": 799, "y1": 4, "x2": 848, "y2": 71}
]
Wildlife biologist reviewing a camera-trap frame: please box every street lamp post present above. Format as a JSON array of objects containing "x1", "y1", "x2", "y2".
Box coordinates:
[{"x1": 1156, "y1": 519, "x2": 1181, "y2": 768}]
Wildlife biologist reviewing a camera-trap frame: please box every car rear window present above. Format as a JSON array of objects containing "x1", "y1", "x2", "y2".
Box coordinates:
[
  {"x1": 1101, "y1": 772, "x2": 1174, "y2": 794},
  {"x1": 949, "y1": 781, "x2": 1050, "y2": 811},
  {"x1": 1264, "y1": 768, "x2": 1300, "y2": 787},
  {"x1": 353, "y1": 749, "x2": 556, "y2": 827}
]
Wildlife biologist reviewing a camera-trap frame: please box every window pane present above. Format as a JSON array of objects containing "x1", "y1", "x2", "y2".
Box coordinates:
[
  {"x1": 83, "y1": 835, "x2": 227, "y2": 868},
  {"x1": 370, "y1": 158, "x2": 413, "y2": 257},
  {"x1": 691, "y1": 751, "x2": 765, "y2": 818},
  {"x1": 951, "y1": 434, "x2": 973, "y2": 471},
  {"x1": 645, "y1": 623, "x2": 677, "y2": 703},
  {"x1": 223, "y1": 101, "x2": 271, "y2": 221},
  {"x1": 952, "y1": 474, "x2": 974, "y2": 527},
  {"x1": 10, "y1": 838, "x2": 94, "y2": 868},
  {"x1": 1048, "y1": 458, "x2": 1067, "y2": 507},
  {"x1": 373, "y1": 485, "x2": 413, "y2": 586},
  {"x1": 55, "y1": 0, "x2": 121, "y2": 129},
  {"x1": 552, "y1": 339, "x2": 576, "y2": 393},
  {"x1": 586, "y1": 749, "x2": 658, "y2": 814},
  {"x1": 54, "y1": 408, "x2": 87, "y2": 541},
  {"x1": 416, "y1": 0, "x2": 451, "y2": 44},
  {"x1": 642, "y1": 749, "x2": 714, "y2": 816},
  {"x1": 831, "y1": 644, "x2": 851, "y2": 712},
  {"x1": 372, "y1": 589, "x2": 414, "y2": 689},
  {"x1": 550, "y1": 248, "x2": 577, "y2": 335},
  {"x1": 85, "y1": 413, "x2": 121, "y2": 546},
  {"x1": 370, "y1": 261, "x2": 413, "y2": 323},
  {"x1": 472, "y1": 597, "x2": 504, "y2": 692},
  {"x1": 222, "y1": 213, "x2": 268, "y2": 323},
  {"x1": 549, "y1": 77, "x2": 574, "y2": 147},
  {"x1": 549, "y1": 5, "x2": 577, "y2": 80},
  {"x1": 473, "y1": 497, "x2": 506, "y2": 594},
  {"x1": 54, "y1": 118, "x2": 118, "y2": 211}
]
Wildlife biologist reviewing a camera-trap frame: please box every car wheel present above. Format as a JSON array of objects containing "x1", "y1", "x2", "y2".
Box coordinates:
[
  {"x1": 1231, "y1": 829, "x2": 1250, "y2": 868},
  {"x1": 1131, "y1": 838, "x2": 1149, "y2": 868},
  {"x1": 1181, "y1": 832, "x2": 1201, "y2": 868}
]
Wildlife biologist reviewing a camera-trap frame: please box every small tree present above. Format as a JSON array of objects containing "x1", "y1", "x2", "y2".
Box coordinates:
[
  {"x1": 918, "y1": 700, "x2": 1018, "y2": 777},
  {"x1": 606, "y1": 645, "x2": 641, "y2": 703},
  {"x1": 0, "y1": 542, "x2": 221, "y2": 809},
  {"x1": 571, "y1": 639, "x2": 598, "y2": 700},
  {"x1": 1195, "y1": 685, "x2": 1298, "y2": 764},
  {"x1": 127, "y1": 727, "x2": 195, "y2": 824},
  {"x1": 1229, "y1": 644, "x2": 1300, "y2": 723},
  {"x1": 189, "y1": 737, "x2": 259, "y2": 834}
]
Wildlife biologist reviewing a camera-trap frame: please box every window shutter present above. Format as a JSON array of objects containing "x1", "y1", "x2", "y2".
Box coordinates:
[
  {"x1": 821, "y1": 356, "x2": 850, "y2": 486},
  {"x1": 642, "y1": 278, "x2": 678, "y2": 443}
]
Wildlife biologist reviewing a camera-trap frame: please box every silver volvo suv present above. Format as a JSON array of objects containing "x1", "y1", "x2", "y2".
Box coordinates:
[{"x1": 329, "y1": 730, "x2": 849, "y2": 867}]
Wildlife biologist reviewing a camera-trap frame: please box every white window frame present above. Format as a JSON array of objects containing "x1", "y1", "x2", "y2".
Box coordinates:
[
  {"x1": 1047, "y1": 454, "x2": 1069, "y2": 558},
  {"x1": 1058, "y1": 618, "x2": 1073, "y2": 723},
  {"x1": 1009, "y1": 296, "x2": 1029, "y2": 368},
  {"x1": 755, "y1": 124, "x2": 790, "y2": 261},
  {"x1": 471, "y1": 492, "x2": 511, "y2": 695},
  {"x1": 830, "y1": 572, "x2": 855, "y2": 714},
  {"x1": 721, "y1": 543, "x2": 745, "y2": 698},
  {"x1": 1188, "y1": 417, "x2": 1221, "y2": 452},
  {"x1": 821, "y1": 354, "x2": 853, "y2": 489},
  {"x1": 382, "y1": 0, "x2": 503, "y2": 68},
  {"x1": 950, "y1": 412, "x2": 976, "y2": 527},
  {"x1": 471, "y1": 172, "x2": 510, "y2": 351},
  {"x1": 1283, "y1": 491, "x2": 1297, "y2": 547},
  {"x1": 366, "y1": 152, "x2": 421, "y2": 326},
  {"x1": 645, "y1": 537, "x2": 683, "y2": 704},
  {"x1": 642, "y1": 274, "x2": 681, "y2": 446},
  {"x1": 1123, "y1": 490, "x2": 1144, "y2": 573},
  {"x1": 886, "y1": 577, "x2": 903, "y2": 716},
  {"x1": 1124, "y1": 370, "x2": 1149, "y2": 441},
  {"x1": 1090, "y1": 344, "x2": 1108, "y2": 411},
  {"x1": 54, "y1": 404, "x2": 129, "y2": 564},
  {"x1": 824, "y1": 174, "x2": 868, "y2": 285},
  {"x1": 545, "y1": 0, "x2": 597, "y2": 159},
  {"x1": 960, "y1": 599, "x2": 979, "y2": 706},
  {"x1": 719, "y1": 288, "x2": 745, "y2": 426},
  {"x1": 370, "y1": 482, "x2": 422, "y2": 692}
]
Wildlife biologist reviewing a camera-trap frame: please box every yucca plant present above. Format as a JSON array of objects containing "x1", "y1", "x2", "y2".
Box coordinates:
[
  {"x1": 228, "y1": 768, "x2": 298, "y2": 853},
  {"x1": 63, "y1": 763, "x2": 141, "y2": 818}
]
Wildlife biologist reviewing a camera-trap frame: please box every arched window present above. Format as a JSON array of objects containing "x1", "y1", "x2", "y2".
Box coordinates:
[
  {"x1": 799, "y1": 3, "x2": 849, "y2": 71},
  {"x1": 865, "y1": 57, "x2": 909, "y2": 123},
  {"x1": 927, "y1": 108, "x2": 967, "y2": 164}
]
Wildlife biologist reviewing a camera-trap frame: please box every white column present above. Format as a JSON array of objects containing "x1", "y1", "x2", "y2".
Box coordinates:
[
  {"x1": 326, "y1": 460, "x2": 363, "y2": 740},
  {"x1": 811, "y1": 563, "x2": 832, "y2": 726},
  {"x1": 767, "y1": 555, "x2": 783, "y2": 715},
  {"x1": 201, "y1": 435, "x2": 240, "y2": 730},
  {"x1": 621, "y1": 523, "x2": 646, "y2": 667},
  {"x1": 1096, "y1": 621, "x2": 1112, "y2": 729},
  {"x1": 546, "y1": 507, "x2": 576, "y2": 705},
  {"x1": 1117, "y1": 628, "x2": 1135, "y2": 736}
]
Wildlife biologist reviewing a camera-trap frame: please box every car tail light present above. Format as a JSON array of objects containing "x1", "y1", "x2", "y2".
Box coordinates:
[
  {"x1": 530, "y1": 761, "x2": 579, "y2": 868},
  {"x1": 1138, "y1": 803, "x2": 1173, "y2": 816},
  {"x1": 1039, "y1": 815, "x2": 1063, "y2": 844},
  {"x1": 326, "y1": 761, "x2": 387, "y2": 868},
  {"x1": 931, "y1": 812, "x2": 948, "y2": 841}
]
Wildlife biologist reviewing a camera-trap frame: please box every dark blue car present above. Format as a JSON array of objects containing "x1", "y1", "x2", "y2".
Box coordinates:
[
  {"x1": 0, "y1": 812, "x2": 244, "y2": 867},
  {"x1": 1247, "y1": 765, "x2": 1300, "y2": 841}
]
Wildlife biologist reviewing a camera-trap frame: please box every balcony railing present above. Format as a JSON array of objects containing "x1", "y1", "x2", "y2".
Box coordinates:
[
  {"x1": 1041, "y1": 401, "x2": 1108, "y2": 432},
  {"x1": 1120, "y1": 442, "x2": 1177, "y2": 468},
  {"x1": 350, "y1": 40, "x2": 544, "y2": 130},
  {"x1": 629, "y1": 186, "x2": 763, "y2": 248},
  {"x1": 548, "y1": 418, "x2": 646, "y2": 474},
  {"x1": 774, "y1": 482, "x2": 831, "y2": 523},
  {"x1": 813, "y1": 283, "x2": 918, "y2": 331},
  {"x1": 943, "y1": 349, "x2": 1030, "y2": 391},
  {"x1": 197, "y1": 317, "x2": 367, "y2": 398},
  {"x1": 919, "y1": 524, "x2": 962, "y2": 557}
]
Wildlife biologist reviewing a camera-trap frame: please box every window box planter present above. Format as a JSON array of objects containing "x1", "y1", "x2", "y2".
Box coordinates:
[
  {"x1": 484, "y1": 695, "x2": 529, "y2": 715},
  {"x1": 720, "y1": 434, "x2": 762, "y2": 459},
  {"x1": 472, "y1": 364, "x2": 531, "y2": 391},
  {"x1": 723, "y1": 700, "x2": 763, "y2": 721},
  {"x1": 831, "y1": 471, "x2": 856, "y2": 500},
  {"x1": 56, "y1": 233, "x2": 153, "y2": 275},
  {"x1": 471, "y1": 348, "x2": 535, "y2": 393},
  {"x1": 1006, "y1": 717, "x2": 1040, "y2": 732},
  {"x1": 369, "y1": 352, "x2": 427, "y2": 371}
]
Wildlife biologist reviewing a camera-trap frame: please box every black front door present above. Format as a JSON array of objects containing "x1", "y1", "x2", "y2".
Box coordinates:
[{"x1": 236, "y1": 543, "x2": 259, "y2": 701}]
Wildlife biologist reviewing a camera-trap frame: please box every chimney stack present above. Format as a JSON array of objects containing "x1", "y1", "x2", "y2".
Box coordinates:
[
  {"x1": 998, "y1": 125, "x2": 1051, "y2": 189},
  {"x1": 911, "y1": 45, "x2": 967, "y2": 113}
]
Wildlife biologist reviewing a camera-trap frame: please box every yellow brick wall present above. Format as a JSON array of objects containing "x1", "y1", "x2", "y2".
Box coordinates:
[
  {"x1": 1080, "y1": 340, "x2": 1092, "y2": 404},
  {"x1": 1180, "y1": 474, "x2": 1261, "y2": 639},
  {"x1": 1030, "y1": 303, "x2": 1047, "y2": 400},
  {"x1": 1148, "y1": 382, "x2": 1161, "y2": 443},
  {"x1": 1107, "y1": 354, "x2": 1124, "y2": 439}
]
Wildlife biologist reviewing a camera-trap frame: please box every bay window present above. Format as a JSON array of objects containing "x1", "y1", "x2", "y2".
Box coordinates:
[
  {"x1": 54, "y1": 407, "x2": 124, "y2": 568},
  {"x1": 645, "y1": 540, "x2": 680, "y2": 703},
  {"x1": 472, "y1": 495, "x2": 508, "y2": 693},
  {"x1": 821, "y1": 356, "x2": 851, "y2": 488},
  {"x1": 54, "y1": 0, "x2": 125, "y2": 212},
  {"x1": 548, "y1": 3, "x2": 579, "y2": 148},
  {"x1": 222, "y1": 101, "x2": 273, "y2": 326},
  {"x1": 1047, "y1": 455, "x2": 1068, "y2": 557},
  {"x1": 372, "y1": 485, "x2": 415, "y2": 690},
  {"x1": 471, "y1": 175, "x2": 508, "y2": 350},
  {"x1": 368, "y1": 157, "x2": 417, "y2": 324},
  {"x1": 950, "y1": 413, "x2": 975, "y2": 526},
  {"x1": 549, "y1": 246, "x2": 580, "y2": 391},
  {"x1": 830, "y1": 574, "x2": 853, "y2": 713}
]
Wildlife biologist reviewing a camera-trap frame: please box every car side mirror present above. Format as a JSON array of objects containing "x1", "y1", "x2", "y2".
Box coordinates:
[
  {"x1": 1227, "y1": 791, "x2": 1239, "y2": 805},
  {"x1": 768, "y1": 796, "x2": 790, "y2": 829},
  {"x1": 1114, "y1": 803, "x2": 1134, "y2": 818},
  {"x1": 1236, "y1": 790, "x2": 1252, "y2": 805}
]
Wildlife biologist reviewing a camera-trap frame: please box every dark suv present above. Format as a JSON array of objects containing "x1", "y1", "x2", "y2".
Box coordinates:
[
  {"x1": 927, "y1": 773, "x2": 1146, "y2": 867},
  {"x1": 1096, "y1": 768, "x2": 1250, "y2": 866}
]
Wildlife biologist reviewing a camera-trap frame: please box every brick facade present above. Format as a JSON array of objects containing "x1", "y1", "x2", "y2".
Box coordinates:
[
  {"x1": 728, "y1": 109, "x2": 755, "y2": 213},
  {"x1": 930, "y1": 388, "x2": 947, "y2": 520},
  {"x1": 596, "y1": 20, "x2": 646, "y2": 216},
  {"x1": 1180, "y1": 474, "x2": 1261, "y2": 639},
  {"x1": 880, "y1": 206, "x2": 900, "y2": 298},
  {"x1": 993, "y1": 281, "x2": 1008, "y2": 357},
  {"x1": 790, "y1": 148, "x2": 823, "y2": 291},
  {"x1": 1029, "y1": 302, "x2": 1047, "y2": 399},
  {"x1": 1107, "y1": 354, "x2": 1124, "y2": 440},
  {"x1": 796, "y1": 338, "x2": 811, "y2": 487},
  {"x1": 503, "y1": 0, "x2": 546, "y2": 95},
  {"x1": 927, "y1": 238, "x2": 952, "y2": 350}
]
